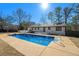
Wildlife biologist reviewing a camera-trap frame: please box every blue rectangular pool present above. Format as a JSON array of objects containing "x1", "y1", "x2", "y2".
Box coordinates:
[{"x1": 11, "y1": 34, "x2": 54, "y2": 46}]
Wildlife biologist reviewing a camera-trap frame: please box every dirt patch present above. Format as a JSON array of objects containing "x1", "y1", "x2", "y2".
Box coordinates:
[
  {"x1": 0, "y1": 39, "x2": 24, "y2": 56},
  {"x1": 69, "y1": 37, "x2": 79, "y2": 48}
]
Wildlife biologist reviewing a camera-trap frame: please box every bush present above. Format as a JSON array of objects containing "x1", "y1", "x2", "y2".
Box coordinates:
[{"x1": 66, "y1": 31, "x2": 79, "y2": 37}]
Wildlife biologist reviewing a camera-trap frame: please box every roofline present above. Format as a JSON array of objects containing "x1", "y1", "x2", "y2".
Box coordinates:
[{"x1": 29, "y1": 24, "x2": 66, "y2": 28}]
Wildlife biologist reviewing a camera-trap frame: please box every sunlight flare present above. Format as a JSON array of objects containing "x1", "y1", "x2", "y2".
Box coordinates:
[{"x1": 41, "y1": 2, "x2": 48, "y2": 9}]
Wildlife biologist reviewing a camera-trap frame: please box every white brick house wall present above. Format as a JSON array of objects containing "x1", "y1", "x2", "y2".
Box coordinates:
[{"x1": 28, "y1": 25, "x2": 66, "y2": 35}]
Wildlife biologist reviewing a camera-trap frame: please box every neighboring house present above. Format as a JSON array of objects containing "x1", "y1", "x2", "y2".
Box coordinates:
[
  {"x1": 28, "y1": 24, "x2": 66, "y2": 35},
  {"x1": 3, "y1": 25, "x2": 18, "y2": 32}
]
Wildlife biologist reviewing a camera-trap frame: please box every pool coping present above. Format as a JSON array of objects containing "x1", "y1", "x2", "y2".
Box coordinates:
[{"x1": 0, "y1": 33, "x2": 79, "y2": 56}]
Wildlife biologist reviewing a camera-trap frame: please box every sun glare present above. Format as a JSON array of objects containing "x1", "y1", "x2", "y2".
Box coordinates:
[{"x1": 41, "y1": 2, "x2": 48, "y2": 9}]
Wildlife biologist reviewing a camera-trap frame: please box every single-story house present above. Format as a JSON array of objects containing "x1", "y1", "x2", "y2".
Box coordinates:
[
  {"x1": 0, "y1": 25, "x2": 18, "y2": 32},
  {"x1": 28, "y1": 24, "x2": 66, "y2": 35}
]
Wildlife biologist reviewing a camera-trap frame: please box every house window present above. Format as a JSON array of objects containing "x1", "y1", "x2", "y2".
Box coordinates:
[
  {"x1": 36, "y1": 27, "x2": 37, "y2": 30},
  {"x1": 56, "y1": 27, "x2": 62, "y2": 31},
  {"x1": 32, "y1": 28, "x2": 34, "y2": 30},
  {"x1": 48, "y1": 27, "x2": 51, "y2": 30},
  {"x1": 43, "y1": 27, "x2": 45, "y2": 32},
  {"x1": 32, "y1": 28, "x2": 33, "y2": 30},
  {"x1": 38, "y1": 27, "x2": 39, "y2": 30},
  {"x1": 35, "y1": 28, "x2": 36, "y2": 30}
]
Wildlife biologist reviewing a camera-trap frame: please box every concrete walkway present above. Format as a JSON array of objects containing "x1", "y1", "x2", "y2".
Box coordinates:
[{"x1": 0, "y1": 33, "x2": 79, "y2": 56}]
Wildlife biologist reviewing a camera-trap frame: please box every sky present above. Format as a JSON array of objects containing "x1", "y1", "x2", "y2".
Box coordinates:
[{"x1": 0, "y1": 3, "x2": 74, "y2": 24}]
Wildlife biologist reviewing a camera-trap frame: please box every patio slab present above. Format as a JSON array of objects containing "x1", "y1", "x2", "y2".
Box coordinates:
[
  {"x1": 0, "y1": 39, "x2": 24, "y2": 56},
  {"x1": 48, "y1": 36, "x2": 79, "y2": 55},
  {"x1": 41, "y1": 47, "x2": 76, "y2": 56},
  {"x1": 0, "y1": 33, "x2": 79, "y2": 56}
]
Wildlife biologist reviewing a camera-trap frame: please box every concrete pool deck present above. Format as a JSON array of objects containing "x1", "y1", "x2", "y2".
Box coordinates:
[{"x1": 0, "y1": 33, "x2": 79, "y2": 56}]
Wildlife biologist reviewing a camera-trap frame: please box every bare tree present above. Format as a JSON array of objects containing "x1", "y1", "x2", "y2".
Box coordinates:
[
  {"x1": 74, "y1": 4, "x2": 79, "y2": 25},
  {"x1": 6, "y1": 15, "x2": 15, "y2": 24},
  {"x1": 48, "y1": 11, "x2": 53, "y2": 24},
  {"x1": 40, "y1": 15, "x2": 47, "y2": 25},
  {"x1": 72, "y1": 15, "x2": 78, "y2": 25},
  {"x1": 54, "y1": 7, "x2": 62, "y2": 25},
  {"x1": 63, "y1": 4, "x2": 75, "y2": 24},
  {"x1": 0, "y1": 11, "x2": 7, "y2": 31},
  {"x1": 13, "y1": 8, "x2": 27, "y2": 30}
]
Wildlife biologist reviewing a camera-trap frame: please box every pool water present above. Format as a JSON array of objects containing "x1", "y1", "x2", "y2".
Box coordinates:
[{"x1": 11, "y1": 34, "x2": 54, "y2": 46}]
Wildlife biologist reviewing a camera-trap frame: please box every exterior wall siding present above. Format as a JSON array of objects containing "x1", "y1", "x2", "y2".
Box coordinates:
[{"x1": 28, "y1": 26, "x2": 65, "y2": 35}]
